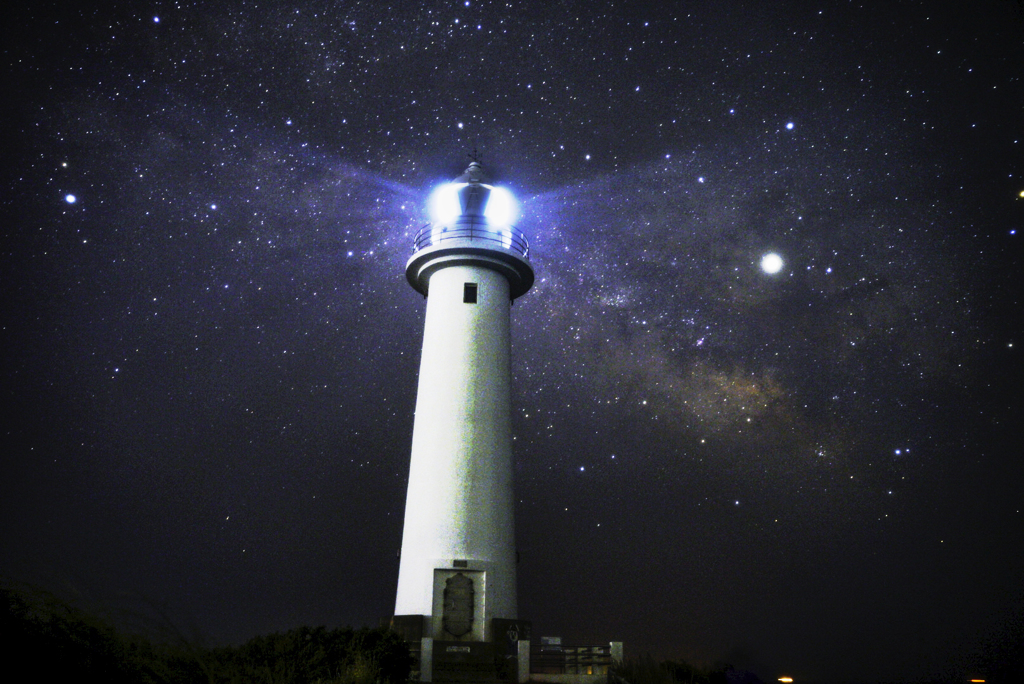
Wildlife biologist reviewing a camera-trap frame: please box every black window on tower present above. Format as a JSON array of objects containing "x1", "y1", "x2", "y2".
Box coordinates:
[{"x1": 464, "y1": 283, "x2": 478, "y2": 303}]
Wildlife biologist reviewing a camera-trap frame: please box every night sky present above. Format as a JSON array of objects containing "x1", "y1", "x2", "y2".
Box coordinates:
[{"x1": 3, "y1": 1, "x2": 1023, "y2": 682}]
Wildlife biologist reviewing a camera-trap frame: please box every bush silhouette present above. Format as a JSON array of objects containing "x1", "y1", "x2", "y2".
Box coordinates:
[{"x1": 2, "y1": 584, "x2": 410, "y2": 684}]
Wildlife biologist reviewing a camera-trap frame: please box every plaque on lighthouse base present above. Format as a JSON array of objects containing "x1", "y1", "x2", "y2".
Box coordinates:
[{"x1": 393, "y1": 564, "x2": 531, "y2": 682}]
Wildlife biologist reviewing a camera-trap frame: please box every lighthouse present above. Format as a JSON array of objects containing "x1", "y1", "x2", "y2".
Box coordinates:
[{"x1": 393, "y1": 160, "x2": 533, "y2": 677}]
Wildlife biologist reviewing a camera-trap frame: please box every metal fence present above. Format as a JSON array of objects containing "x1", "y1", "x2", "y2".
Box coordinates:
[{"x1": 412, "y1": 221, "x2": 530, "y2": 259}]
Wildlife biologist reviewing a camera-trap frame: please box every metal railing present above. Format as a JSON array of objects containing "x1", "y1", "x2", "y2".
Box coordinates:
[{"x1": 412, "y1": 220, "x2": 530, "y2": 259}]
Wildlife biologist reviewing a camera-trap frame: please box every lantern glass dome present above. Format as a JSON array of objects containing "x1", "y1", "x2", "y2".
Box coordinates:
[{"x1": 427, "y1": 182, "x2": 518, "y2": 228}]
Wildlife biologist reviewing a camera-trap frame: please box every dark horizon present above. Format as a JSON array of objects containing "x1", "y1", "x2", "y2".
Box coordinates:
[{"x1": 3, "y1": 1, "x2": 1022, "y2": 683}]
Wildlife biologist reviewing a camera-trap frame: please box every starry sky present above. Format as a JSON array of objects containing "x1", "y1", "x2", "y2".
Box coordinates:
[{"x1": 3, "y1": 1, "x2": 1023, "y2": 682}]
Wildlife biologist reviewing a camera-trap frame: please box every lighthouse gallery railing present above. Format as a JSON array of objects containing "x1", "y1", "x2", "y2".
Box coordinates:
[{"x1": 412, "y1": 220, "x2": 530, "y2": 259}]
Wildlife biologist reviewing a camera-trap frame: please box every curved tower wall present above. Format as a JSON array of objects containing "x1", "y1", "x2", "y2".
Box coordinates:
[{"x1": 395, "y1": 265, "x2": 517, "y2": 633}]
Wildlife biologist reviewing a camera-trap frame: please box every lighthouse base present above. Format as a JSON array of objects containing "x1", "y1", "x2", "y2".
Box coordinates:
[{"x1": 392, "y1": 617, "x2": 532, "y2": 684}]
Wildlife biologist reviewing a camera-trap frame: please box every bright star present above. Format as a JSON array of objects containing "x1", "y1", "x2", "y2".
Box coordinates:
[
  {"x1": 761, "y1": 252, "x2": 784, "y2": 274},
  {"x1": 65, "y1": 194, "x2": 76, "y2": 204}
]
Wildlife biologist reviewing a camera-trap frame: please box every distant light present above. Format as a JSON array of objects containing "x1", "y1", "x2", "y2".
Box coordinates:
[
  {"x1": 697, "y1": 176, "x2": 705, "y2": 183},
  {"x1": 786, "y1": 122, "x2": 795, "y2": 130},
  {"x1": 457, "y1": 122, "x2": 464, "y2": 129},
  {"x1": 585, "y1": 154, "x2": 591, "y2": 160},
  {"x1": 65, "y1": 194, "x2": 77, "y2": 204},
  {"x1": 153, "y1": 16, "x2": 160, "y2": 23},
  {"x1": 210, "y1": 203, "x2": 217, "y2": 210},
  {"x1": 761, "y1": 252, "x2": 784, "y2": 274},
  {"x1": 779, "y1": 679, "x2": 794, "y2": 683}
]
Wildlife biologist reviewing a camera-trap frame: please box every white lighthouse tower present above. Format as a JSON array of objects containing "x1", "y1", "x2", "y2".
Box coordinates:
[{"x1": 394, "y1": 160, "x2": 533, "y2": 672}]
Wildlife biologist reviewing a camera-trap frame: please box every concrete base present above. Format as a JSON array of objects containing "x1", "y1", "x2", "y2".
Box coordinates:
[
  {"x1": 431, "y1": 640, "x2": 499, "y2": 684},
  {"x1": 394, "y1": 618, "x2": 532, "y2": 684},
  {"x1": 516, "y1": 641, "x2": 530, "y2": 684},
  {"x1": 528, "y1": 676, "x2": 611, "y2": 684},
  {"x1": 421, "y1": 638, "x2": 434, "y2": 683}
]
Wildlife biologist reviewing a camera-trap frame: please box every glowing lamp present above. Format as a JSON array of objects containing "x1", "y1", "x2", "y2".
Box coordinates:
[
  {"x1": 409, "y1": 160, "x2": 532, "y2": 296},
  {"x1": 428, "y1": 183, "x2": 466, "y2": 226},
  {"x1": 426, "y1": 166, "x2": 518, "y2": 229},
  {"x1": 483, "y1": 185, "x2": 518, "y2": 226}
]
